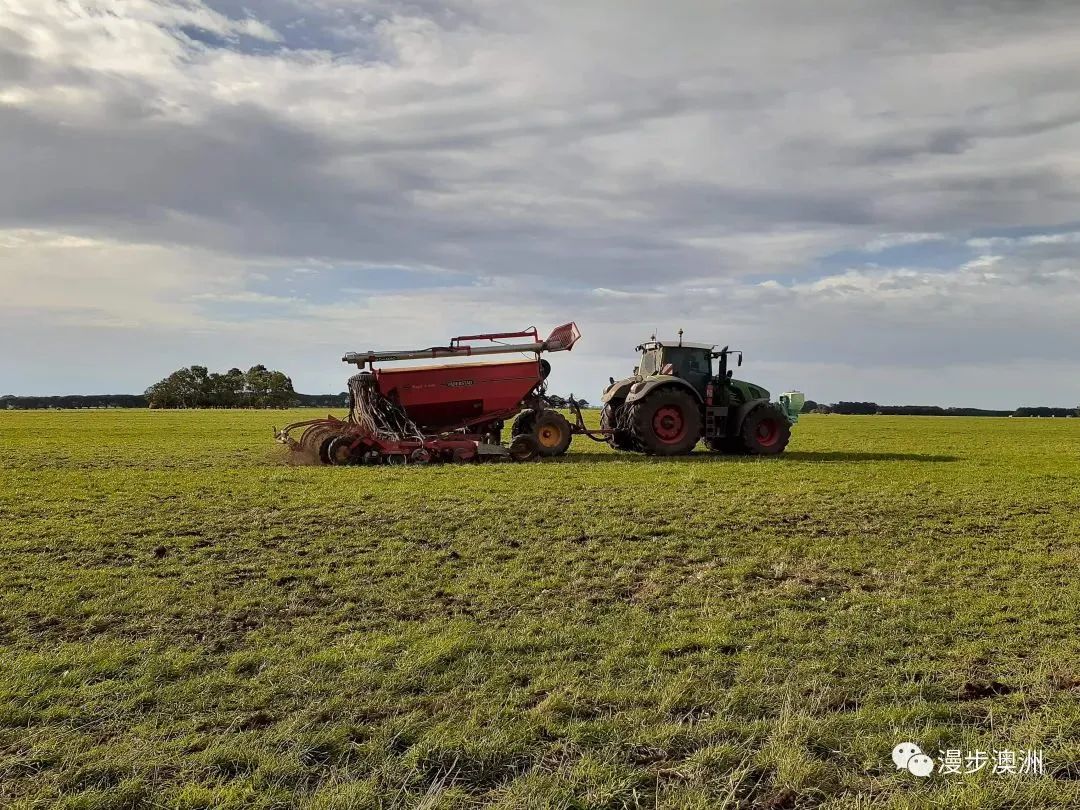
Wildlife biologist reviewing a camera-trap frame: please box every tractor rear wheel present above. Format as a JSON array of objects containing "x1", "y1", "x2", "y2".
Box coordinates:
[
  {"x1": 600, "y1": 402, "x2": 636, "y2": 451},
  {"x1": 532, "y1": 411, "x2": 572, "y2": 457},
  {"x1": 739, "y1": 403, "x2": 791, "y2": 455},
  {"x1": 627, "y1": 389, "x2": 702, "y2": 455}
]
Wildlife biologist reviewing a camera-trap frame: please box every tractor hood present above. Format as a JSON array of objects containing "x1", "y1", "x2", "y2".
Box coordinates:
[
  {"x1": 602, "y1": 374, "x2": 705, "y2": 406},
  {"x1": 601, "y1": 375, "x2": 638, "y2": 404},
  {"x1": 604, "y1": 374, "x2": 772, "y2": 409},
  {"x1": 728, "y1": 378, "x2": 770, "y2": 402}
]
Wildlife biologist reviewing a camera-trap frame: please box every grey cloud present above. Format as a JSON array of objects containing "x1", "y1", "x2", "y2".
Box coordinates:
[
  {"x1": 0, "y1": 26, "x2": 32, "y2": 80},
  {"x1": 855, "y1": 129, "x2": 974, "y2": 164},
  {"x1": 5, "y1": 0, "x2": 1080, "y2": 272},
  {"x1": 647, "y1": 182, "x2": 877, "y2": 230}
]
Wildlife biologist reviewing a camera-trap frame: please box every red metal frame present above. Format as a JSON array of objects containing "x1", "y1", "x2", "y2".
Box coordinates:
[{"x1": 373, "y1": 357, "x2": 542, "y2": 432}]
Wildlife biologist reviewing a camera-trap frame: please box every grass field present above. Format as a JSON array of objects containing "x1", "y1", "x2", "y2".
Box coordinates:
[{"x1": 1, "y1": 409, "x2": 1079, "y2": 809}]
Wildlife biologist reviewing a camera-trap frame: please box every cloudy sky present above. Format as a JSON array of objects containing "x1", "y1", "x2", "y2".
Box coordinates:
[{"x1": 2, "y1": 0, "x2": 1079, "y2": 407}]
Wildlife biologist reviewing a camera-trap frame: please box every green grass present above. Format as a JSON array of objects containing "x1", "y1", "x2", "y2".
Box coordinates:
[{"x1": 1, "y1": 409, "x2": 1079, "y2": 809}]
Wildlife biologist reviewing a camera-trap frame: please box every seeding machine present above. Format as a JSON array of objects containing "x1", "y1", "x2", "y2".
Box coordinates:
[{"x1": 275, "y1": 323, "x2": 803, "y2": 464}]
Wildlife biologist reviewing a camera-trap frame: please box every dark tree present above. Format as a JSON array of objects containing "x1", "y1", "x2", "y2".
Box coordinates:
[{"x1": 145, "y1": 365, "x2": 296, "y2": 408}]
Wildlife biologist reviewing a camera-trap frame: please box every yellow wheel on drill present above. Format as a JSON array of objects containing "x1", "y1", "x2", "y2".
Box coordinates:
[{"x1": 532, "y1": 411, "x2": 572, "y2": 457}]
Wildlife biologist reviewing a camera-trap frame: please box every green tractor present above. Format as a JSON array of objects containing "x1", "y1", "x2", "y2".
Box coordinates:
[{"x1": 600, "y1": 333, "x2": 803, "y2": 456}]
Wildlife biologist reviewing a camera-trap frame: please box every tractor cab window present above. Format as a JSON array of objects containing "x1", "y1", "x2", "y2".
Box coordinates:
[
  {"x1": 637, "y1": 351, "x2": 659, "y2": 377},
  {"x1": 660, "y1": 348, "x2": 710, "y2": 380}
]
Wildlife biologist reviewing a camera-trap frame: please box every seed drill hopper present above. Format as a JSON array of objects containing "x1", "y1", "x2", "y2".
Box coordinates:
[{"x1": 275, "y1": 323, "x2": 594, "y2": 464}]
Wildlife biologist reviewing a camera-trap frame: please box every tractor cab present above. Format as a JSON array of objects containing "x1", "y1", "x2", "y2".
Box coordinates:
[{"x1": 635, "y1": 339, "x2": 714, "y2": 393}]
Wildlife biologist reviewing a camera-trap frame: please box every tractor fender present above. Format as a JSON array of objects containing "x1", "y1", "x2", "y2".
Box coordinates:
[
  {"x1": 623, "y1": 376, "x2": 703, "y2": 406},
  {"x1": 732, "y1": 397, "x2": 771, "y2": 429},
  {"x1": 600, "y1": 376, "x2": 637, "y2": 405}
]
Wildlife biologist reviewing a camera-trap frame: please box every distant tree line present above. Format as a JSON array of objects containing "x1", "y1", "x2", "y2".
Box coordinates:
[
  {"x1": 1, "y1": 394, "x2": 148, "y2": 409},
  {"x1": 1, "y1": 391, "x2": 350, "y2": 410},
  {"x1": 295, "y1": 393, "x2": 350, "y2": 408},
  {"x1": 1012, "y1": 406, "x2": 1079, "y2": 418},
  {"x1": 1, "y1": 383, "x2": 1074, "y2": 416},
  {"x1": 548, "y1": 394, "x2": 590, "y2": 408},
  {"x1": 800, "y1": 400, "x2": 1079, "y2": 417},
  {"x1": 3, "y1": 364, "x2": 343, "y2": 410}
]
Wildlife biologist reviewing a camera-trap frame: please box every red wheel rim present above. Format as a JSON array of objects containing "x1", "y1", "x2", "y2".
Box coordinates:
[
  {"x1": 652, "y1": 405, "x2": 687, "y2": 443},
  {"x1": 756, "y1": 418, "x2": 780, "y2": 447}
]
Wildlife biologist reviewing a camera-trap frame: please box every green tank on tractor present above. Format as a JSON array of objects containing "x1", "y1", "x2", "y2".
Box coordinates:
[{"x1": 600, "y1": 333, "x2": 804, "y2": 456}]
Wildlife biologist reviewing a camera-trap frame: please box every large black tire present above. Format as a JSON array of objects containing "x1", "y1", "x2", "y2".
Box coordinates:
[
  {"x1": 316, "y1": 431, "x2": 342, "y2": 465},
  {"x1": 627, "y1": 389, "x2": 702, "y2": 456},
  {"x1": 508, "y1": 434, "x2": 540, "y2": 462},
  {"x1": 326, "y1": 435, "x2": 356, "y2": 466},
  {"x1": 511, "y1": 409, "x2": 536, "y2": 437},
  {"x1": 532, "y1": 410, "x2": 572, "y2": 457},
  {"x1": 600, "y1": 402, "x2": 637, "y2": 451},
  {"x1": 739, "y1": 403, "x2": 791, "y2": 455}
]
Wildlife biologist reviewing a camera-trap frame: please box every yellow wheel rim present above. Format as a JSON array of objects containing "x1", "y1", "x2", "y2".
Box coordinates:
[{"x1": 537, "y1": 425, "x2": 562, "y2": 448}]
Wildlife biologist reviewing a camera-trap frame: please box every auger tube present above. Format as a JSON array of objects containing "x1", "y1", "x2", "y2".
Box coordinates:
[{"x1": 342, "y1": 323, "x2": 580, "y2": 368}]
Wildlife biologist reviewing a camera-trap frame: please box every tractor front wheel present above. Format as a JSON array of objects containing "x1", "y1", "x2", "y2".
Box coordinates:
[
  {"x1": 739, "y1": 403, "x2": 791, "y2": 455},
  {"x1": 628, "y1": 389, "x2": 702, "y2": 455}
]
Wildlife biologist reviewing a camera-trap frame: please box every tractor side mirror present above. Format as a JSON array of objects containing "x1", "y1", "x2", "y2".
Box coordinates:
[
  {"x1": 727, "y1": 370, "x2": 733, "y2": 379},
  {"x1": 633, "y1": 366, "x2": 639, "y2": 375},
  {"x1": 738, "y1": 355, "x2": 743, "y2": 367}
]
